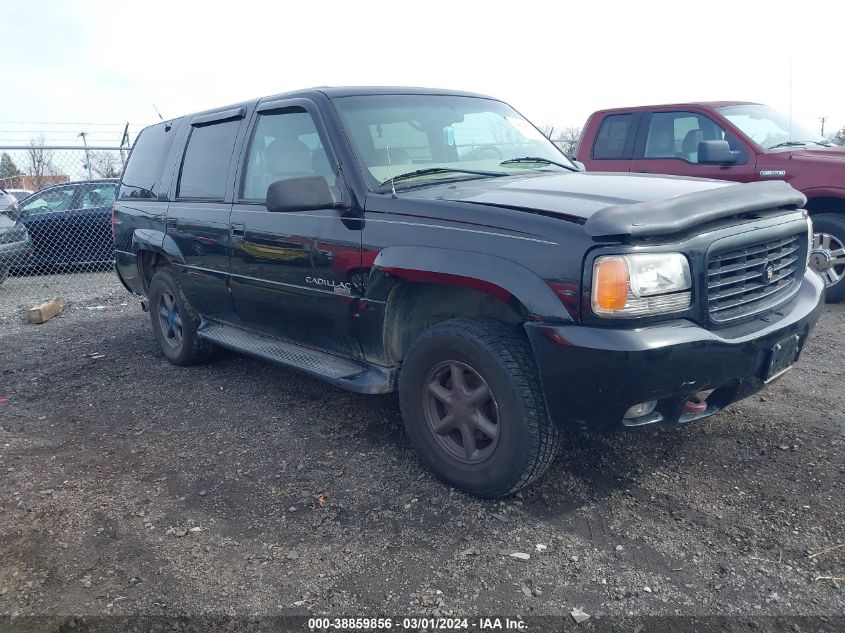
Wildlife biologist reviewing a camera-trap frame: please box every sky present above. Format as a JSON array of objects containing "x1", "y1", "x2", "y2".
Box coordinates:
[{"x1": 1, "y1": 0, "x2": 843, "y2": 148}]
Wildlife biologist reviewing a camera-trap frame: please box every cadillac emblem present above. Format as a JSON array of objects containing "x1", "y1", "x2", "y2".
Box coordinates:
[{"x1": 762, "y1": 261, "x2": 775, "y2": 285}]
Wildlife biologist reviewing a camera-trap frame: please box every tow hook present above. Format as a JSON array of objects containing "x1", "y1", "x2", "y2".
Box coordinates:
[
  {"x1": 140, "y1": 298, "x2": 149, "y2": 313},
  {"x1": 682, "y1": 398, "x2": 707, "y2": 414}
]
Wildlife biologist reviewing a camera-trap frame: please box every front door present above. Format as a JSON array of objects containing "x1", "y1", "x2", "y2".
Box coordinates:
[
  {"x1": 631, "y1": 110, "x2": 757, "y2": 182},
  {"x1": 229, "y1": 99, "x2": 363, "y2": 358}
]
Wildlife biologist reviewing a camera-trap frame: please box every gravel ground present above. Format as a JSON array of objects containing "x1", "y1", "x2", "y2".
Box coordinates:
[{"x1": 0, "y1": 273, "x2": 843, "y2": 629}]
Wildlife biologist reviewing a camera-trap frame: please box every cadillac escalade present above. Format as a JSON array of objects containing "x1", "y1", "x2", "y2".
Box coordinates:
[{"x1": 113, "y1": 87, "x2": 824, "y2": 497}]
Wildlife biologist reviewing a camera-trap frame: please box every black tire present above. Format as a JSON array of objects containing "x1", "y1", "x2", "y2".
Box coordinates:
[
  {"x1": 810, "y1": 213, "x2": 845, "y2": 303},
  {"x1": 148, "y1": 267, "x2": 215, "y2": 366},
  {"x1": 399, "y1": 318, "x2": 559, "y2": 498}
]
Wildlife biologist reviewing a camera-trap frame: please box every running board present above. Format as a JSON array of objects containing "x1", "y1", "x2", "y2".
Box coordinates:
[{"x1": 198, "y1": 321, "x2": 395, "y2": 394}]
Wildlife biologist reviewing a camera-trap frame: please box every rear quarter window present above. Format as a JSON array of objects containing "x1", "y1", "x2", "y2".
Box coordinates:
[
  {"x1": 592, "y1": 114, "x2": 637, "y2": 160},
  {"x1": 177, "y1": 119, "x2": 241, "y2": 200},
  {"x1": 119, "y1": 120, "x2": 182, "y2": 200}
]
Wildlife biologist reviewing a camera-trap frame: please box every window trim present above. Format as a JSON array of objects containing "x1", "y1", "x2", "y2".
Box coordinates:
[
  {"x1": 591, "y1": 113, "x2": 641, "y2": 160},
  {"x1": 236, "y1": 97, "x2": 338, "y2": 205},
  {"x1": 190, "y1": 106, "x2": 246, "y2": 127},
  {"x1": 635, "y1": 110, "x2": 750, "y2": 166},
  {"x1": 176, "y1": 117, "x2": 244, "y2": 202}
]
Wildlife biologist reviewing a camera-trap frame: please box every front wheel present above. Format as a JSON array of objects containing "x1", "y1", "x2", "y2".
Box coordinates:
[
  {"x1": 398, "y1": 318, "x2": 559, "y2": 498},
  {"x1": 809, "y1": 214, "x2": 845, "y2": 303}
]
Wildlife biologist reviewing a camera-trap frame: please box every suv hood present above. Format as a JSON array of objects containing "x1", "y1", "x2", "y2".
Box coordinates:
[{"x1": 402, "y1": 171, "x2": 733, "y2": 220}]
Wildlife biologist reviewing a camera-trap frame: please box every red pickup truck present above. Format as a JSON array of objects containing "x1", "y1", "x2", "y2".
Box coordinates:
[{"x1": 575, "y1": 102, "x2": 845, "y2": 301}]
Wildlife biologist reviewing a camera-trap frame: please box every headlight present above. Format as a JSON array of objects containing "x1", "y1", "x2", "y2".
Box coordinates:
[{"x1": 592, "y1": 253, "x2": 692, "y2": 317}]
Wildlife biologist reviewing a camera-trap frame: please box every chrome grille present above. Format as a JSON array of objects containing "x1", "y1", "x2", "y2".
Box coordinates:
[{"x1": 707, "y1": 234, "x2": 804, "y2": 322}]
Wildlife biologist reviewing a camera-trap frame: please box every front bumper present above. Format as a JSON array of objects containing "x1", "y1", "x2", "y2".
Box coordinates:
[
  {"x1": 526, "y1": 271, "x2": 825, "y2": 430},
  {"x1": 0, "y1": 238, "x2": 32, "y2": 268}
]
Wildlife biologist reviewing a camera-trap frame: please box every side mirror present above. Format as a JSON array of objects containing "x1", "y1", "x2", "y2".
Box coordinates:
[
  {"x1": 266, "y1": 176, "x2": 337, "y2": 212},
  {"x1": 698, "y1": 140, "x2": 738, "y2": 165}
]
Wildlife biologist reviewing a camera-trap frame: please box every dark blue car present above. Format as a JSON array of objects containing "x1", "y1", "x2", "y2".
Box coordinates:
[{"x1": 15, "y1": 179, "x2": 118, "y2": 270}]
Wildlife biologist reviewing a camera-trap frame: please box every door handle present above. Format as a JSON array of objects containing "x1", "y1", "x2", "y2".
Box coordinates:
[
  {"x1": 231, "y1": 223, "x2": 245, "y2": 237},
  {"x1": 166, "y1": 217, "x2": 178, "y2": 229},
  {"x1": 633, "y1": 170, "x2": 652, "y2": 173}
]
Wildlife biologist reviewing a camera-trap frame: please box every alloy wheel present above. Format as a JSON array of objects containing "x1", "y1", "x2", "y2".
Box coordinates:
[
  {"x1": 157, "y1": 289, "x2": 184, "y2": 348},
  {"x1": 422, "y1": 360, "x2": 501, "y2": 464},
  {"x1": 810, "y1": 232, "x2": 845, "y2": 287}
]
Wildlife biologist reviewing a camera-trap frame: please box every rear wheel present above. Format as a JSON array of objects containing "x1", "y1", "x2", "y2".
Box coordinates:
[
  {"x1": 399, "y1": 318, "x2": 559, "y2": 498},
  {"x1": 148, "y1": 267, "x2": 215, "y2": 365},
  {"x1": 810, "y1": 214, "x2": 845, "y2": 303}
]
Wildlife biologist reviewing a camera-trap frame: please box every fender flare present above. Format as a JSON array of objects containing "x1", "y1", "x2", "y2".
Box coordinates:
[
  {"x1": 365, "y1": 245, "x2": 572, "y2": 321},
  {"x1": 131, "y1": 229, "x2": 185, "y2": 265}
]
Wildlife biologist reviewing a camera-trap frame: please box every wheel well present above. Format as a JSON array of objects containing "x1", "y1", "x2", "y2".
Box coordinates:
[
  {"x1": 383, "y1": 281, "x2": 528, "y2": 364},
  {"x1": 137, "y1": 250, "x2": 168, "y2": 294},
  {"x1": 805, "y1": 197, "x2": 845, "y2": 215}
]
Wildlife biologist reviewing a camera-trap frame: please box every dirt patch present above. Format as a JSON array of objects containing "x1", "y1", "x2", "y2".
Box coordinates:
[{"x1": 0, "y1": 292, "x2": 843, "y2": 622}]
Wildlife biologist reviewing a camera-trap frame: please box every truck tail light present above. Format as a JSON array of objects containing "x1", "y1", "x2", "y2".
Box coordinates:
[{"x1": 593, "y1": 256, "x2": 629, "y2": 311}]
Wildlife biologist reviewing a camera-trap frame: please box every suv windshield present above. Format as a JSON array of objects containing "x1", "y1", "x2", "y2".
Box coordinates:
[
  {"x1": 333, "y1": 94, "x2": 574, "y2": 190},
  {"x1": 717, "y1": 104, "x2": 829, "y2": 151}
]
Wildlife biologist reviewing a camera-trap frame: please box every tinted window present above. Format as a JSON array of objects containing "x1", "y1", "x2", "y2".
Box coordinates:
[
  {"x1": 592, "y1": 114, "x2": 635, "y2": 159},
  {"x1": 178, "y1": 120, "x2": 240, "y2": 199},
  {"x1": 644, "y1": 111, "x2": 747, "y2": 164},
  {"x1": 242, "y1": 108, "x2": 334, "y2": 201},
  {"x1": 119, "y1": 120, "x2": 180, "y2": 199},
  {"x1": 21, "y1": 185, "x2": 77, "y2": 212},
  {"x1": 80, "y1": 183, "x2": 117, "y2": 208}
]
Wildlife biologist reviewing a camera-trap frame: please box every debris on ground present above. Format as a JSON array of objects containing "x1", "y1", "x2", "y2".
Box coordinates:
[{"x1": 26, "y1": 297, "x2": 64, "y2": 324}]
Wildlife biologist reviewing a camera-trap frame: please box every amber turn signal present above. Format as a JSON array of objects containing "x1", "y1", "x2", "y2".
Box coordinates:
[{"x1": 593, "y1": 256, "x2": 629, "y2": 311}]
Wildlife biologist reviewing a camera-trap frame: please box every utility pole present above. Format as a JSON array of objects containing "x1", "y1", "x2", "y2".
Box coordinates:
[
  {"x1": 119, "y1": 123, "x2": 129, "y2": 167},
  {"x1": 820, "y1": 116, "x2": 827, "y2": 137},
  {"x1": 78, "y1": 131, "x2": 93, "y2": 179}
]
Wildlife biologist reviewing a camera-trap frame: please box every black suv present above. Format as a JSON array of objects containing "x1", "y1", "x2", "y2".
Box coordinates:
[{"x1": 113, "y1": 87, "x2": 824, "y2": 497}]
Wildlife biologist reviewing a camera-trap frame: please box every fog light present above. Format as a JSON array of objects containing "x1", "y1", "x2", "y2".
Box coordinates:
[{"x1": 623, "y1": 401, "x2": 657, "y2": 419}]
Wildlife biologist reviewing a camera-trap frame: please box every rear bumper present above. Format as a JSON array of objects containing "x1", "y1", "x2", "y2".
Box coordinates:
[
  {"x1": 115, "y1": 250, "x2": 143, "y2": 295},
  {"x1": 526, "y1": 271, "x2": 825, "y2": 430}
]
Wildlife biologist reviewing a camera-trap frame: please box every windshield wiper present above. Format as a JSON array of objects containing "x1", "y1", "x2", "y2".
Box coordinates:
[
  {"x1": 379, "y1": 167, "x2": 504, "y2": 188},
  {"x1": 500, "y1": 156, "x2": 577, "y2": 172},
  {"x1": 766, "y1": 140, "x2": 832, "y2": 150}
]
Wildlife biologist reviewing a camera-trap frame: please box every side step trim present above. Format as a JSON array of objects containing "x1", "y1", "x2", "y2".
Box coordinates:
[{"x1": 198, "y1": 320, "x2": 395, "y2": 394}]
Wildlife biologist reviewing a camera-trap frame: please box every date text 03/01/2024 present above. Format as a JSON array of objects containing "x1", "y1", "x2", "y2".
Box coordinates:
[{"x1": 307, "y1": 617, "x2": 526, "y2": 630}]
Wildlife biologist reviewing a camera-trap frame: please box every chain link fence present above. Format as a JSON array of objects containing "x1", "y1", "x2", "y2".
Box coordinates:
[{"x1": 1, "y1": 146, "x2": 130, "y2": 325}]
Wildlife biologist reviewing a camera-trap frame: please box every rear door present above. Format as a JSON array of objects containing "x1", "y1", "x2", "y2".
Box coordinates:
[
  {"x1": 630, "y1": 110, "x2": 757, "y2": 181},
  {"x1": 166, "y1": 107, "x2": 246, "y2": 320},
  {"x1": 228, "y1": 98, "x2": 363, "y2": 358}
]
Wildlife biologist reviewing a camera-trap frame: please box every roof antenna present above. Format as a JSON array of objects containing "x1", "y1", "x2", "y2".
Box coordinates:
[
  {"x1": 788, "y1": 58, "x2": 793, "y2": 142},
  {"x1": 385, "y1": 144, "x2": 397, "y2": 198},
  {"x1": 152, "y1": 104, "x2": 164, "y2": 121}
]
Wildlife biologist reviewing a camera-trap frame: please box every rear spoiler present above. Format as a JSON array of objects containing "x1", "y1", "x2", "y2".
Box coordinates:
[{"x1": 584, "y1": 180, "x2": 806, "y2": 239}]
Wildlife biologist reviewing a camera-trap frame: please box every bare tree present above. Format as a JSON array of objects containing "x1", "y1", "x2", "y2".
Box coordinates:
[
  {"x1": 833, "y1": 127, "x2": 845, "y2": 146},
  {"x1": 554, "y1": 126, "x2": 583, "y2": 157},
  {"x1": 89, "y1": 151, "x2": 123, "y2": 178},
  {"x1": 27, "y1": 135, "x2": 56, "y2": 190},
  {"x1": 538, "y1": 124, "x2": 556, "y2": 140}
]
